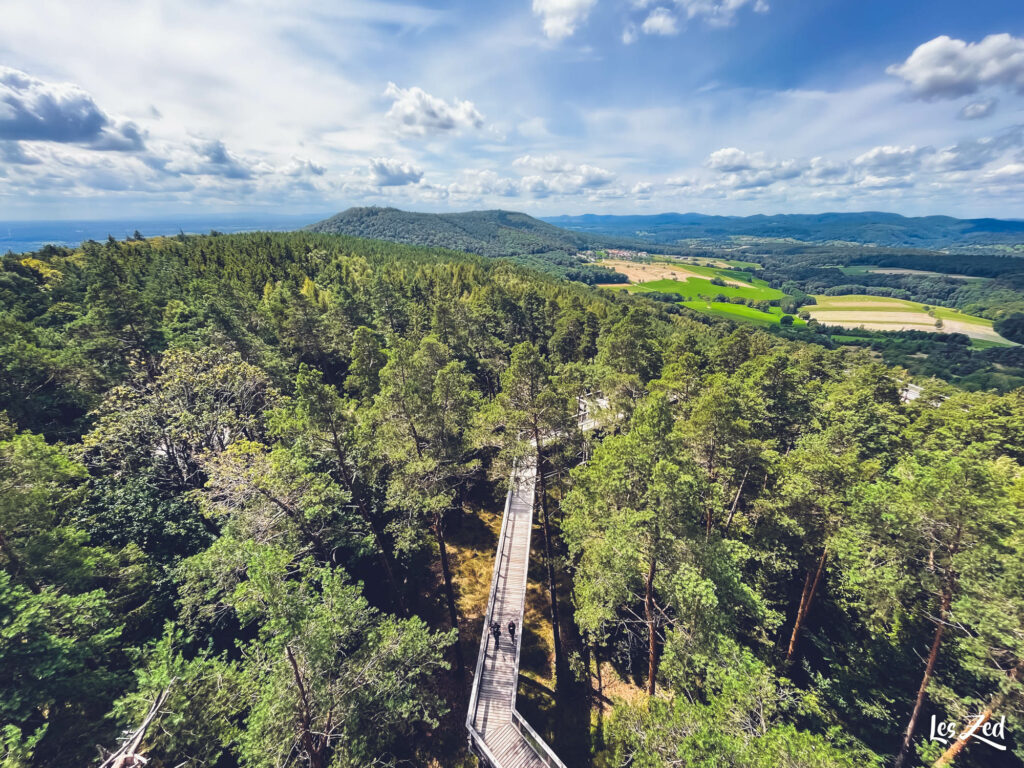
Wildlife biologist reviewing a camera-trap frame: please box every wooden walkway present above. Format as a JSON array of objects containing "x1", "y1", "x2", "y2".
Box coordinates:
[{"x1": 466, "y1": 457, "x2": 565, "y2": 767}]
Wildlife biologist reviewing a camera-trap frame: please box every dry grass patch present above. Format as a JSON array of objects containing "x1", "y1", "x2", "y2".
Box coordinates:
[{"x1": 600, "y1": 259, "x2": 748, "y2": 287}]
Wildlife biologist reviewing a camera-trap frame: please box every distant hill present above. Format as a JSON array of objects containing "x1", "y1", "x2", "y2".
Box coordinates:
[
  {"x1": 542, "y1": 212, "x2": 1024, "y2": 249},
  {"x1": 307, "y1": 206, "x2": 591, "y2": 258},
  {"x1": 306, "y1": 207, "x2": 628, "y2": 284}
]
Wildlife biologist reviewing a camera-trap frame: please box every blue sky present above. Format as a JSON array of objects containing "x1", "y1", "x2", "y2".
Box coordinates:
[{"x1": 1, "y1": 0, "x2": 1023, "y2": 219}]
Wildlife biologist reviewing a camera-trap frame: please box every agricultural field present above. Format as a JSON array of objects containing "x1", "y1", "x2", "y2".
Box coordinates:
[
  {"x1": 668, "y1": 255, "x2": 763, "y2": 270},
  {"x1": 806, "y1": 294, "x2": 1016, "y2": 345},
  {"x1": 598, "y1": 259, "x2": 784, "y2": 301},
  {"x1": 839, "y1": 265, "x2": 981, "y2": 280},
  {"x1": 681, "y1": 301, "x2": 807, "y2": 327}
]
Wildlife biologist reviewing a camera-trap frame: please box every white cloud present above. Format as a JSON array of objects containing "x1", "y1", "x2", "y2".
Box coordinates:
[
  {"x1": 888, "y1": 34, "x2": 1024, "y2": 100},
  {"x1": 282, "y1": 157, "x2": 326, "y2": 177},
  {"x1": 932, "y1": 125, "x2": 1024, "y2": 171},
  {"x1": 641, "y1": 8, "x2": 679, "y2": 36},
  {"x1": 707, "y1": 146, "x2": 759, "y2": 171},
  {"x1": 852, "y1": 144, "x2": 932, "y2": 174},
  {"x1": 631, "y1": 181, "x2": 654, "y2": 198},
  {"x1": 986, "y1": 163, "x2": 1024, "y2": 182},
  {"x1": 514, "y1": 153, "x2": 574, "y2": 172},
  {"x1": 532, "y1": 0, "x2": 597, "y2": 40},
  {"x1": 164, "y1": 139, "x2": 264, "y2": 180},
  {"x1": 368, "y1": 157, "x2": 423, "y2": 186},
  {"x1": 622, "y1": 24, "x2": 638, "y2": 44},
  {"x1": 447, "y1": 169, "x2": 519, "y2": 198},
  {"x1": 674, "y1": 0, "x2": 769, "y2": 27},
  {"x1": 0, "y1": 140, "x2": 42, "y2": 165},
  {"x1": 958, "y1": 99, "x2": 997, "y2": 120},
  {"x1": 515, "y1": 155, "x2": 615, "y2": 192},
  {"x1": 384, "y1": 82, "x2": 484, "y2": 134},
  {"x1": 665, "y1": 174, "x2": 696, "y2": 187},
  {"x1": 0, "y1": 66, "x2": 144, "y2": 150}
]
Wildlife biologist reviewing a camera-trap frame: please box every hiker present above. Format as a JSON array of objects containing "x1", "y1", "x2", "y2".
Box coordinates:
[
  {"x1": 507, "y1": 619, "x2": 517, "y2": 645},
  {"x1": 490, "y1": 620, "x2": 501, "y2": 650}
]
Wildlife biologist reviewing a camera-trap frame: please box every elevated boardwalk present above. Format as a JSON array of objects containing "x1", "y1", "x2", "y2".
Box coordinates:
[{"x1": 466, "y1": 457, "x2": 567, "y2": 768}]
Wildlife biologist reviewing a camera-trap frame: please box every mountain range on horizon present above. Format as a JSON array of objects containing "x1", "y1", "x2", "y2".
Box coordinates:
[
  {"x1": 307, "y1": 206, "x2": 1024, "y2": 254},
  {"x1": 543, "y1": 210, "x2": 1024, "y2": 249}
]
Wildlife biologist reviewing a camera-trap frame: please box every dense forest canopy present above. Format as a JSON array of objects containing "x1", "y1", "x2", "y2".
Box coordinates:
[
  {"x1": 304, "y1": 206, "x2": 629, "y2": 285},
  {"x1": 1, "y1": 230, "x2": 1023, "y2": 768}
]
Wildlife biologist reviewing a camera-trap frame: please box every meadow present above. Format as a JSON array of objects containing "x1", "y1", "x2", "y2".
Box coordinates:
[
  {"x1": 599, "y1": 259, "x2": 784, "y2": 301},
  {"x1": 806, "y1": 294, "x2": 1015, "y2": 344},
  {"x1": 681, "y1": 301, "x2": 807, "y2": 326}
]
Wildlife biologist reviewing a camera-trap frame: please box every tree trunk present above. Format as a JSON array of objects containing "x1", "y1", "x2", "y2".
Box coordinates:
[
  {"x1": 285, "y1": 645, "x2": 325, "y2": 768},
  {"x1": 933, "y1": 662, "x2": 1022, "y2": 767},
  {"x1": 536, "y1": 448, "x2": 564, "y2": 676},
  {"x1": 434, "y1": 512, "x2": 466, "y2": 680},
  {"x1": 785, "y1": 546, "x2": 827, "y2": 663},
  {"x1": 645, "y1": 551, "x2": 658, "y2": 696},
  {"x1": 895, "y1": 585, "x2": 954, "y2": 768},
  {"x1": 724, "y1": 468, "x2": 749, "y2": 534}
]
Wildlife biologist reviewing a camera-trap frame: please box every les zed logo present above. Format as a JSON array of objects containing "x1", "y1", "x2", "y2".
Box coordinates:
[{"x1": 930, "y1": 714, "x2": 1007, "y2": 751}]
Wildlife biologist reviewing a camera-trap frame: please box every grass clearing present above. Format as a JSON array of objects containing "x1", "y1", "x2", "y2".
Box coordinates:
[
  {"x1": 807, "y1": 294, "x2": 1015, "y2": 345},
  {"x1": 599, "y1": 259, "x2": 751, "y2": 287},
  {"x1": 682, "y1": 301, "x2": 805, "y2": 327},
  {"x1": 631, "y1": 277, "x2": 783, "y2": 301}
]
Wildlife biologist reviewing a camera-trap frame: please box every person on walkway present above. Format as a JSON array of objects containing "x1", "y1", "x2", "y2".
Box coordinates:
[
  {"x1": 490, "y1": 620, "x2": 501, "y2": 651},
  {"x1": 507, "y1": 619, "x2": 517, "y2": 646}
]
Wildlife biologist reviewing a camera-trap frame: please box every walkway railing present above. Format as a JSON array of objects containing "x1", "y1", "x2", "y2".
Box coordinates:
[
  {"x1": 465, "y1": 466, "x2": 516, "y2": 762},
  {"x1": 465, "y1": 458, "x2": 567, "y2": 768}
]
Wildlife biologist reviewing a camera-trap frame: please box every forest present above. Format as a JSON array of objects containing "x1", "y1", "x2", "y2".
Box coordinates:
[
  {"x1": 1, "y1": 230, "x2": 1023, "y2": 768},
  {"x1": 304, "y1": 206, "x2": 628, "y2": 285},
  {"x1": 544, "y1": 211, "x2": 1024, "y2": 250}
]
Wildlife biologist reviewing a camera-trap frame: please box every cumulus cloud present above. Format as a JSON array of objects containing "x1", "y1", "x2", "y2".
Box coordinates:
[
  {"x1": 533, "y1": 0, "x2": 597, "y2": 40},
  {"x1": 384, "y1": 82, "x2": 484, "y2": 134},
  {"x1": 448, "y1": 169, "x2": 519, "y2": 199},
  {"x1": 513, "y1": 154, "x2": 574, "y2": 172},
  {"x1": 665, "y1": 174, "x2": 696, "y2": 187},
  {"x1": 707, "y1": 147, "x2": 759, "y2": 172},
  {"x1": 368, "y1": 157, "x2": 423, "y2": 186},
  {"x1": 642, "y1": 8, "x2": 679, "y2": 36},
  {"x1": 281, "y1": 157, "x2": 326, "y2": 177},
  {"x1": 631, "y1": 181, "x2": 654, "y2": 198},
  {"x1": 706, "y1": 147, "x2": 805, "y2": 183},
  {"x1": 852, "y1": 144, "x2": 932, "y2": 175},
  {"x1": 888, "y1": 34, "x2": 1024, "y2": 100},
  {"x1": 168, "y1": 140, "x2": 261, "y2": 179},
  {"x1": 516, "y1": 154, "x2": 615, "y2": 191},
  {"x1": 959, "y1": 99, "x2": 997, "y2": 120},
  {"x1": 0, "y1": 66, "x2": 144, "y2": 150},
  {"x1": 674, "y1": 0, "x2": 769, "y2": 27},
  {"x1": 622, "y1": 23, "x2": 638, "y2": 44}
]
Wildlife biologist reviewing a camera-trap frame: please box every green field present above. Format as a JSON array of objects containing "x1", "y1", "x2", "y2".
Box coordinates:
[
  {"x1": 681, "y1": 301, "x2": 806, "y2": 327},
  {"x1": 806, "y1": 294, "x2": 1015, "y2": 345},
  {"x1": 599, "y1": 258, "x2": 792, "y2": 326},
  {"x1": 628, "y1": 273, "x2": 783, "y2": 302}
]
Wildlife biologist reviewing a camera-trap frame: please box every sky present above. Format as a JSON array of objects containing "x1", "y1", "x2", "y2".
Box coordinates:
[{"x1": 1, "y1": 0, "x2": 1023, "y2": 220}]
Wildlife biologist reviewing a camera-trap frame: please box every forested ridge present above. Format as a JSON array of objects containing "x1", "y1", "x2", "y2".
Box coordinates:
[
  {"x1": 1, "y1": 231, "x2": 1023, "y2": 768},
  {"x1": 544, "y1": 211, "x2": 1024, "y2": 249},
  {"x1": 304, "y1": 207, "x2": 629, "y2": 285}
]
